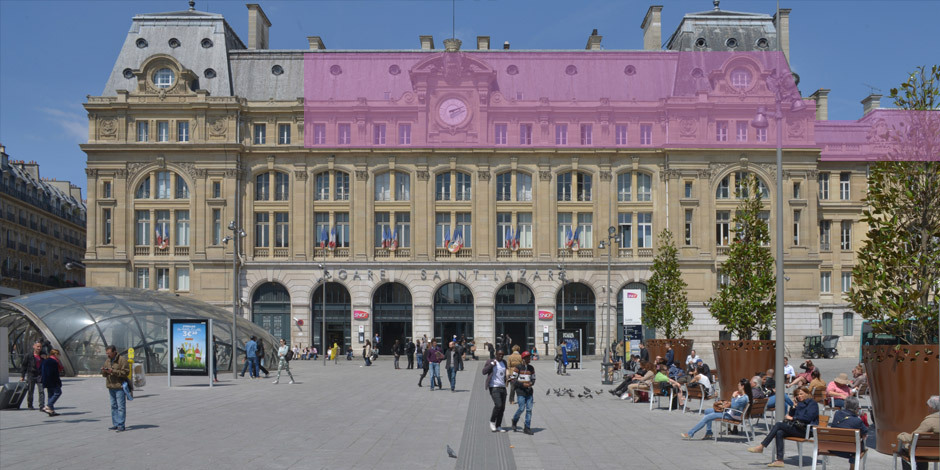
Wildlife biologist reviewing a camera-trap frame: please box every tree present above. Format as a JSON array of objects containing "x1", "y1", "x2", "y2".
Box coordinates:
[
  {"x1": 848, "y1": 65, "x2": 940, "y2": 345},
  {"x1": 644, "y1": 228, "x2": 693, "y2": 338},
  {"x1": 707, "y1": 175, "x2": 776, "y2": 339}
]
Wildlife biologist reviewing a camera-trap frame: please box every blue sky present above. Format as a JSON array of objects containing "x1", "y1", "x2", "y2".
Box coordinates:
[{"x1": 1, "y1": 0, "x2": 937, "y2": 195}]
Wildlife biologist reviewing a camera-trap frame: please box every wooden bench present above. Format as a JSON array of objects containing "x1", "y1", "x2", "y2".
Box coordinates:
[
  {"x1": 894, "y1": 432, "x2": 940, "y2": 470},
  {"x1": 812, "y1": 387, "x2": 827, "y2": 406},
  {"x1": 714, "y1": 401, "x2": 752, "y2": 442},
  {"x1": 773, "y1": 413, "x2": 830, "y2": 469},
  {"x1": 811, "y1": 426, "x2": 867, "y2": 470},
  {"x1": 650, "y1": 381, "x2": 677, "y2": 411},
  {"x1": 683, "y1": 382, "x2": 717, "y2": 414}
]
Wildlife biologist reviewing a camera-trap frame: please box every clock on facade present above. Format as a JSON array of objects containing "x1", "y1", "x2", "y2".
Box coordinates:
[{"x1": 437, "y1": 98, "x2": 469, "y2": 126}]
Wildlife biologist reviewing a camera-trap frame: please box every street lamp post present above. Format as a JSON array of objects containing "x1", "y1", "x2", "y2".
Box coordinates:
[
  {"x1": 598, "y1": 226, "x2": 621, "y2": 361},
  {"x1": 222, "y1": 221, "x2": 246, "y2": 379},
  {"x1": 319, "y1": 263, "x2": 330, "y2": 366},
  {"x1": 751, "y1": 72, "x2": 805, "y2": 423}
]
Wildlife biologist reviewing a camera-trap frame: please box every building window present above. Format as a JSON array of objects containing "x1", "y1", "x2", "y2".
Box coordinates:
[
  {"x1": 518, "y1": 213, "x2": 533, "y2": 248},
  {"x1": 282, "y1": 124, "x2": 295, "y2": 145},
  {"x1": 793, "y1": 210, "x2": 801, "y2": 246},
  {"x1": 617, "y1": 173, "x2": 632, "y2": 202},
  {"x1": 396, "y1": 172, "x2": 411, "y2": 201},
  {"x1": 716, "y1": 121, "x2": 728, "y2": 142},
  {"x1": 637, "y1": 173, "x2": 652, "y2": 202},
  {"x1": 274, "y1": 212, "x2": 289, "y2": 248},
  {"x1": 335, "y1": 172, "x2": 349, "y2": 201},
  {"x1": 455, "y1": 212, "x2": 471, "y2": 247},
  {"x1": 818, "y1": 172, "x2": 830, "y2": 200},
  {"x1": 212, "y1": 181, "x2": 221, "y2": 198},
  {"x1": 274, "y1": 172, "x2": 289, "y2": 201},
  {"x1": 793, "y1": 181, "x2": 802, "y2": 199},
  {"x1": 103, "y1": 208, "x2": 112, "y2": 244},
  {"x1": 175, "y1": 175, "x2": 189, "y2": 199},
  {"x1": 254, "y1": 173, "x2": 270, "y2": 201},
  {"x1": 135, "y1": 211, "x2": 150, "y2": 245},
  {"x1": 335, "y1": 212, "x2": 350, "y2": 248},
  {"x1": 157, "y1": 268, "x2": 170, "y2": 290},
  {"x1": 395, "y1": 212, "x2": 411, "y2": 247},
  {"x1": 820, "y1": 220, "x2": 831, "y2": 250},
  {"x1": 716, "y1": 175, "x2": 730, "y2": 199},
  {"x1": 338, "y1": 123, "x2": 351, "y2": 144},
  {"x1": 718, "y1": 270, "x2": 730, "y2": 288},
  {"x1": 315, "y1": 212, "x2": 330, "y2": 247},
  {"x1": 577, "y1": 213, "x2": 593, "y2": 248},
  {"x1": 735, "y1": 121, "x2": 748, "y2": 142},
  {"x1": 398, "y1": 123, "x2": 411, "y2": 145},
  {"x1": 580, "y1": 124, "x2": 592, "y2": 145},
  {"x1": 253, "y1": 124, "x2": 266, "y2": 145},
  {"x1": 555, "y1": 124, "x2": 568, "y2": 145},
  {"x1": 375, "y1": 173, "x2": 391, "y2": 201},
  {"x1": 103, "y1": 181, "x2": 112, "y2": 199},
  {"x1": 840, "y1": 221, "x2": 852, "y2": 250},
  {"x1": 373, "y1": 124, "x2": 386, "y2": 145},
  {"x1": 315, "y1": 172, "x2": 330, "y2": 201},
  {"x1": 255, "y1": 212, "x2": 269, "y2": 247},
  {"x1": 820, "y1": 271, "x2": 831, "y2": 293},
  {"x1": 684, "y1": 209, "x2": 693, "y2": 246},
  {"x1": 716, "y1": 211, "x2": 731, "y2": 246},
  {"x1": 618, "y1": 213, "x2": 632, "y2": 248},
  {"x1": 374, "y1": 212, "x2": 390, "y2": 247},
  {"x1": 155, "y1": 171, "x2": 171, "y2": 199},
  {"x1": 136, "y1": 121, "x2": 149, "y2": 142},
  {"x1": 822, "y1": 312, "x2": 833, "y2": 336},
  {"x1": 640, "y1": 124, "x2": 652, "y2": 145},
  {"x1": 176, "y1": 210, "x2": 190, "y2": 246},
  {"x1": 156, "y1": 121, "x2": 169, "y2": 142},
  {"x1": 519, "y1": 124, "x2": 532, "y2": 145},
  {"x1": 136, "y1": 268, "x2": 150, "y2": 289},
  {"x1": 758, "y1": 211, "x2": 770, "y2": 246},
  {"x1": 496, "y1": 213, "x2": 511, "y2": 248},
  {"x1": 756, "y1": 127, "x2": 767, "y2": 142},
  {"x1": 517, "y1": 173, "x2": 532, "y2": 201},
  {"x1": 435, "y1": 173, "x2": 451, "y2": 201},
  {"x1": 495, "y1": 123, "x2": 507, "y2": 145},
  {"x1": 615, "y1": 124, "x2": 628, "y2": 145},
  {"x1": 156, "y1": 210, "x2": 170, "y2": 246},
  {"x1": 731, "y1": 68, "x2": 751, "y2": 88},
  {"x1": 557, "y1": 213, "x2": 572, "y2": 248},
  {"x1": 177, "y1": 121, "x2": 189, "y2": 142},
  {"x1": 841, "y1": 272, "x2": 852, "y2": 293},
  {"x1": 176, "y1": 268, "x2": 190, "y2": 291},
  {"x1": 557, "y1": 172, "x2": 591, "y2": 202},
  {"x1": 840, "y1": 172, "x2": 850, "y2": 200},
  {"x1": 496, "y1": 173, "x2": 511, "y2": 201},
  {"x1": 456, "y1": 172, "x2": 471, "y2": 201},
  {"x1": 153, "y1": 68, "x2": 174, "y2": 88},
  {"x1": 212, "y1": 209, "x2": 222, "y2": 245},
  {"x1": 843, "y1": 312, "x2": 854, "y2": 336},
  {"x1": 436, "y1": 212, "x2": 452, "y2": 248},
  {"x1": 637, "y1": 212, "x2": 652, "y2": 248},
  {"x1": 684, "y1": 181, "x2": 693, "y2": 198}
]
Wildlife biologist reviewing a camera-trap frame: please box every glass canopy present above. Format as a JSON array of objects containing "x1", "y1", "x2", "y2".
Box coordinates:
[{"x1": 1, "y1": 287, "x2": 278, "y2": 376}]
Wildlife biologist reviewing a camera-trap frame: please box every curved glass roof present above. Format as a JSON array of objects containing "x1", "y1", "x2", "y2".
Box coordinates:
[{"x1": 1, "y1": 287, "x2": 278, "y2": 376}]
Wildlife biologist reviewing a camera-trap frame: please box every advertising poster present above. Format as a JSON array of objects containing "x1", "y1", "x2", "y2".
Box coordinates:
[
  {"x1": 170, "y1": 319, "x2": 208, "y2": 376},
  {"x1": 622, "y1": 289, "x2": 643, "y2": 325},
  {"x1": 559, "y1": 329, "x2": 581, "y2": 363}
]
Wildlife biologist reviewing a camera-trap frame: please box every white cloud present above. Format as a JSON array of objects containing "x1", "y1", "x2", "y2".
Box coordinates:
[{"x1": 38, "y1": 106, "x2": 87, "y2": 143}]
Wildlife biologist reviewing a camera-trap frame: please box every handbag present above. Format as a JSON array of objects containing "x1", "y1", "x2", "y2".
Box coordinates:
[{"x1": 713, "y1": 401, "x2": 726, "y2": 413}]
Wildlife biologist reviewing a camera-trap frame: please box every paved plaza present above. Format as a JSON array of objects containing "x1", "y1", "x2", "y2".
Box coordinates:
[{"x1": 1, "y1": 356, "x2": 890, "y2": 470}]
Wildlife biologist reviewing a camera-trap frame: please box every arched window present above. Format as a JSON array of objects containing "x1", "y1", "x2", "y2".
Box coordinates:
[
  {"x1": 375, "y1": 171, "x2": 410, "y2": 202},
  {"x1": 134, "y1": 171, "x2": 189, "y2": 200},
  {"x1": 557, "y1": 171, "x2": 592, "y2": 202},
  {"x1": 314, "y1": 170, "x2": 350, "y2": 201},
  {"x1": 135, "y1": 176, "x2": 151, "y2": 199},
  {"x1": 717, "y1": 172, "x2": 769, "y2": 199},
  {"x1": 255, "y1": 171, "x2": 289, "y2": 201},
  {"x1": 435, "y1": 171, "x2": 471, "y2": 201},
  {"x1": 496, "y1": 171, "x2": 532, "y2": 202}
]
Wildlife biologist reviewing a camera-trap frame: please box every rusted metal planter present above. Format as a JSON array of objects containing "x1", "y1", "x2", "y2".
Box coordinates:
[
  {"x1": 645, "y1": 338, "x2": 694, "y2": 369},
  {"x1": 862, "y1": 344, "x2": 939, "y2": 454},
  {"x1": 711, "y1": 340, "x2": 776, "y2": 400}
]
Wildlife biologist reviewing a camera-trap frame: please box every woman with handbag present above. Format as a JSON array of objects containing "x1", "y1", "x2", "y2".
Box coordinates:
[
  {"x1": 681, "y1": 378, "x2": 751, "y2": 440},
  {"x1": 363, "y1": 340, "x2": 372, "y2": 366},
  {"x1": 747, "y1": 386, "x2": 819, "y2": 467}
]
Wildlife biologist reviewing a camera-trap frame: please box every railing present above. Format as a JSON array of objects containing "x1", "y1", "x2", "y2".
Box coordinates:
[
  {"x1": 253, "y1": 247, "x2": 269, "y2": 258},
  {"x1": 273, "y1": 248, "x2": 289, "y2": 258},
  {"x1": 312, "y1": 247, "x2": 351, "y2": 258},
  {"x1": 0, "y1": 182, "x2": 87, "y2": 226},
  {"x1": 375, "y1": 248, "x2": 411, "y2": 258},
  {"x1": 637, "y1": 248, "x2": 653, "y2": 258},
  {"x1": 435, "y1": 247, "x2": 473, "y2": 259},
  {"x1": 174, "y1": 246, "x2": 189, "y2": 256},
  {"x1": 557, "y1": 249, "x2": 572, "y2": 258},
  {"x1": 618, "y1": 248, "x2": 632, "y2": 258},
  {"x1": 576, "y1": 249, "x2": 594, "y2": 258},
  {"x1": 134, "y1": 246, "x2": 149, "y2": 256},
  {"x1": 154, "y1": 247, "x2": 170, "y2": 256},
  {"x1": 496, "y1": 248, "x2": 534, "y2": 259},
  {"x1": 716, "y1": 245, "x2": 730, "y2": 256},
  {"x1": 820, "y1": 242, "x2": 831, "y2": 251}
]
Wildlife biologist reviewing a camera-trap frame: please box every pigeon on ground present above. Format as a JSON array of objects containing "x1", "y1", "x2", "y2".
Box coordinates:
[
  {"x1": 595, "y1": 390, "x2": 603, "y2": 395},
  {"x1": 546, "y1": 388, "x2": 551, "y2": 396},
  {"x1": 446, "y1": 445, "x2": 457, "y2": 459},
  {"x1": 577, "y1": 393, "x2": 583, "y2": 398},
  {"x1": 583, "y1": 386, "x2": 592, "y2": 394},
  {"x1": 584, "y1": 394, "x2": 594, "y2": 399}
]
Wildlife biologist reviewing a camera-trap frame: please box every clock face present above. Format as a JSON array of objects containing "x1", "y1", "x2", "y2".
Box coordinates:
[{"x1": 438, "y1": 98, "x2": 469, "y2": 126}]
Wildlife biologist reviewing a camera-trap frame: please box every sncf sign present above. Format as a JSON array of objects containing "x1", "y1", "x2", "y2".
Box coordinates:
[
  {"x1": 353, "y1": 310, "x2": 369, "y2": 320},
  {"x1": 537, "y1": 310, "x2": 554, "y2": 320}
]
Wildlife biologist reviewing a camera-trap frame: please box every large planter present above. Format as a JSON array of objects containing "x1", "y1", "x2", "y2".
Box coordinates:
[
  {"x1": 712, "y1": 340, "x2": 775, "y2": 401},
  {"x1": 645, "y1": 338, "x2": 694, "y2": 369},
  {"x1": 862, "y1": 344, "x2": 939, "y2": 455}
]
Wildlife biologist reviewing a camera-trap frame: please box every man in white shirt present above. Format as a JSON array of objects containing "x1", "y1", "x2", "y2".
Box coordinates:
[
  {"x1": 685, "y1": 350, "x2": 701, "y2": 369},
  {"x1": 483, "y1": 349, "x2": 509, "y2": 432},
  {"x1": 783, "y1": 357, "x2": 796, "y2": 382}
]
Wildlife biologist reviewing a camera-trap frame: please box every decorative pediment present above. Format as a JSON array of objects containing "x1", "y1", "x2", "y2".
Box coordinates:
[
  {"x1": 133, "y1": 54, "x2": 198, "y2": 100},
  {"x1": 409, "y1": 52, "x2": 497, "y2": 102}
]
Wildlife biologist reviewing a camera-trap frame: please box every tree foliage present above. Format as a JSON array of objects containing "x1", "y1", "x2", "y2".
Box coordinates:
[
  {"x1": 644, "y1": 228, "x2": 693, "y2": 339},
  {"x1": 707, "y1": 175, "x2": 776, "y2": 340},
  {"x1": 848, "y1": 65, "x2": 940, "y2": 345}
]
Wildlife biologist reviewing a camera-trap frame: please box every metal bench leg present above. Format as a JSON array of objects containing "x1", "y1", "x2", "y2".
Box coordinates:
[{"x1": 798, "y1": 442, "x2": 804, "y2": 469}]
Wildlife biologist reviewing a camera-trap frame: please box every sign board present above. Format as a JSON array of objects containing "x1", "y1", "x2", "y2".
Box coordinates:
[
  {"x1": 169, "y1": 319, "x2": 209, "y2": 376},
  {"x1": 559, "y1": 329, "x2": 581, "y2": 363},
  {"x1": 537, "y1": 310, "x2": 554, "y2": 320},
  {"x1": 353, "y1": 310, "x2": 369, "y2": 320},
  {"x1": 542, "y1": 325, "x2": 549, "y2": 344},
  {"x1": 623, "y1": 289, "x2": 643, "y2": 325},
  {"x1": 358, "y1": 325, "x2": 365, "y2": 343}
]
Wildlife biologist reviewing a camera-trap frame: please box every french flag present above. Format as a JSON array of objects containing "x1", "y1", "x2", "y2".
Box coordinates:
[
  {"x1": 504, "y1": 227, "x2": 513, "y2": 249},
  {"x1": 448, "y1": 228, "x2": 464, "y2": 253},
  {"x1": 319, "y1": 226, "x2": 328, "y2": 249},
  {"x1": 564, "y1": 227, "x2": 574, "y2": 248},
  {"x1": 391, "y1": 229, "x2": 399, "y2": 250},
  {"x1": 328, "y1": 227, "x2": 336, "y2": 250}
]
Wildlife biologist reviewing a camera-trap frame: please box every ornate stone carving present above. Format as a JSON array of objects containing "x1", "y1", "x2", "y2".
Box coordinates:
[
  {"x1": 679, "y1": 118, "x2": 697, "y2": 138},
  {"x1": 355, "y1": 170, "x2": 369, "y2": 181},
  {"x1": 176, "y1": 162, "x2": 200, "y2": 180},
  {"x1": 661, "y1": 169, "x2": 681, "y2": 181},
  {"x1": 697, "y1": 168, "x2": 712, "y2": 179},
  {"x1": 223, "y1": 168, "x2": 241, "y2": 178},
  {"x1": 599, "y1": 170, "x2": 612, "y2": 182},
  {"x1": 539, "y1": 170, "x2": 553, "y2": 181},
  {"x1": 477, "y1": 170, "x2": 491, "y2": 181},
  {"x1": 114, "y1": 169, "x2": 128, "y2": 178},
  {"x1": 126, "y1": 162, "x2": 149, "y2": 177},
  {"x1": 208, "y1": 116, "x2": 228, "y2": 137},
  {"x1": 787, "y1": 119, "x2": 805, "y2": 138},
  {"x1": 193, "y1": 169, "x2": 208, "y2": 178},
  {"x1": 294, "y1": 170, "x2": 308, "y2": 181},
  {"x1": 416, "y1": 170, "x2": 430, "y2": 181},
  {"x1": 85, "y1": 168, "x2": 98, "y2": 177},
  {"x1": 98, "y1": 118, "x2": 118, "y2": 138}
]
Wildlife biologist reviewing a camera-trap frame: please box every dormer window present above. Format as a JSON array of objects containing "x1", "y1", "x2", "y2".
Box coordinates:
[
  {"x1": 153, "y1": 68, "x2": 175, "y2": 89},
  {"x1": 730, "y1": 68, "x2": 751, "y2": 89}
]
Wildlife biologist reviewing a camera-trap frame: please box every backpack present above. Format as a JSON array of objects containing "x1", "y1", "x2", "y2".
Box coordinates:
[{"x1": 285, "y1": 349, "x2": 294, "y2": 361}]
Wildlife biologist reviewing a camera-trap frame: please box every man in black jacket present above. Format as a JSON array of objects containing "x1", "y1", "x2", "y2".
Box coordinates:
[
  {"x1": 405, "y1": 339, "x2": 416, "y2": 369},
  {"x1": 510, "y1": 351, "x2": 536, "y2": 434},
  {"x1": 19, "y1": 341, "x2": 45, "y2": 410}
]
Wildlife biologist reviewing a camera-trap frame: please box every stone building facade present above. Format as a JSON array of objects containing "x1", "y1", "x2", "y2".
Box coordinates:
[{"x1": 83, "y1": 3, "x2": 882, "y2": 360}]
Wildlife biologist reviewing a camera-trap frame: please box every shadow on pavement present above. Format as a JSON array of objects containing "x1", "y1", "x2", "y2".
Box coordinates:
[{"x1": 126, "y1": 424, "x2": 159, "y2": 430}]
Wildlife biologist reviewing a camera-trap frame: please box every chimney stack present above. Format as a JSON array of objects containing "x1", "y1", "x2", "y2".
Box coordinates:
[
  {"x1": 585, "y1": 29, "x2": 602, "y2": 50},
  {"x1": 246, "y1": 4, "x2": 271, "y2": 50},
  {"x1": 477, "y1": 36, "x2": 490, "y2": 50},
  {"x1": 641, "y1": 6, "x2": 663, "y2": 51},
  {"x1": 0, "y1": 144, "x2": 7, "y2": 169},
  {"x1": 861, "y1": 93, "x2": 882, "y2": 116},
  {"x1": 420, "y1": 35, "x2": 435, "y2": 50},
  {"x1": 809, "y1": 89, "x2": 830, "y2": 121},
  {"x1": 307, "y1": 36, "x2": 325, "y2": 51},
  {"x1": 503, "y1": 41, "x2": 510, "y2": 50},
  {"x1": 773, "y1": 8, "x2": 791, "y2": 62}
]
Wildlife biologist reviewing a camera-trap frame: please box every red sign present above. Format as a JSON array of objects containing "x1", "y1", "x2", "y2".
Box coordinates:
[
  {"x1": 353, "y1": 310, "x2": 369, "y2": 320},
  {"x1": 296, "y1": 319, "x2": 304, "y2": 326},
  {"x1": 537, "y1": 310, "x2": 554, "y2": 320},
  {"x1": 627, "y1": 292, "x2": 639, "y2": 299}
]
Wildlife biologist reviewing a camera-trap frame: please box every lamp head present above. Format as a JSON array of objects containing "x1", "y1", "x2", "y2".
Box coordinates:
[
  {"x1": 608, "y1": 226, "x2": 617, "y2": 237},
  {"x1": 598, "y1": 241, "x2": 606, "y2": 249},
  {"x1": 221, "y1": 235, "x2": 233, "y2": 245},
  {"x1": 228, "y1": 221, "x2": 236, "y2": 231},
  {"x1": 751, "y1": 106, "x2": 769, "y2": 129},
  {"x1": 238, "y1": 230, "x2": 247, "y2": 238}
]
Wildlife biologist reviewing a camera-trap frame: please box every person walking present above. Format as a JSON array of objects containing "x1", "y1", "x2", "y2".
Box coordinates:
[
  {"x1": 392, "y1": 339, "x2": 402, "y2": 370},
  {"x1": 511, "y1": 351, "x2": 536, "y2": 435},
  {"x1": 483, "y1": 349, "x2": 509, "y2": 432},
  {"x1": 256, "y1": 339, "x2": 270, "y2": 378},
  {"x1": 240, "y1": 336, "x2": 258, "y2": 378},
  {"x1": 373, "y1": 333, "x2": 381, "y2": 357},
  {"x1": 556, "y1": 341, "x2": 568, "y2": 375},
  {"x1": 40, "y1": 349, "x2": 63, "y2": 417},
  {"x1": 273, "y1": 339, "x2": 295, "y2": 384},
  {"x1": 506, "y1": 346, "x2": 523, "y2": 404},
  {"x1": 426, "y1": 339, "x2": 443, "y2": 391},
  {"x1": 101, "y1": 345, "x2": 129, "y2": 432},
  {"x1": 418, "y1": 342, "x2": 430, "y2": 387},
  {"x1": 19, "y1": 341, "x2": 45, "y2": 411},
  {"x1": 445, "y1": 341, "x2": 459, "y2": 392},
  {"x1": 415, "y1": 339, "x2": 424, "y2": 369},
  {"x1": 405, "y1": 338, "x2": 416, "y2": 369},
  {"x1": 456, "y1": 340, "x2": 466, "y2": 371},
  {"x1": 363, "y1": 340, "x2": 373, "y2": 366}
]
